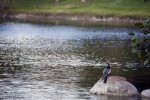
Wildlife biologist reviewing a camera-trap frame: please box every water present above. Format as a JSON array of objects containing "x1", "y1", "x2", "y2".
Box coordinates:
[{"x1": 0, "y1": 20, "x2": 150, "y2": 100}]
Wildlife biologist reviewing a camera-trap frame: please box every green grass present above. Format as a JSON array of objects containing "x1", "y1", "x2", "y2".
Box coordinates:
[{"x1": 7, "y1": 0, "x2": 150, "y2": 18}]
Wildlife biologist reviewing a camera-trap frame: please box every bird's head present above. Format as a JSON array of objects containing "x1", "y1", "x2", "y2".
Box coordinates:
[{"x1": 106, "y1": 62, "x2": 110, "y2": 68}]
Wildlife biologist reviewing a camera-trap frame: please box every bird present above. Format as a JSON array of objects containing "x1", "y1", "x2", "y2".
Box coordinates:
[{"x1": 102, "y1": 63, "x2": 111, "y2": 83}]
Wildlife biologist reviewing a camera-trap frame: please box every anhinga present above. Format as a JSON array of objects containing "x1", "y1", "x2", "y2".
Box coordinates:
[{"x1": 102, "y1": 63, "x2": 111, "y2": 83}]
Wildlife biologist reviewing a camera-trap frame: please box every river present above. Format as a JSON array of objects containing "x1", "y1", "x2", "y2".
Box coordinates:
[{"x1": 0, "y1": 20, "x2": 150, "y2": 100}]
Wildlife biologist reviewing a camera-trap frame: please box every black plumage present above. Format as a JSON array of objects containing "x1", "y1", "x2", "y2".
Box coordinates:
[{"x1": 102, "y1": 63, "x2": 111, "y2": 83}]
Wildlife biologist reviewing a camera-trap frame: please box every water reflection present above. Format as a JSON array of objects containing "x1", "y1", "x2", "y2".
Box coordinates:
[
  {"x1": 91, "y1": 95, "x2": 141, "y2": 100},
  {"x1": 0, "y1": 21, "x2": 150, "y2": 100}
]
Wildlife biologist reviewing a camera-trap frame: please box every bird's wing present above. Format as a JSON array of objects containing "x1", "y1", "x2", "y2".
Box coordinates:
[
  {"x1": 103, "y1": 68, "x2": 106, "y2": 74},
  {"x1": 108, "y1": 69, "x2": 111, "y2": 75},
  {"x1": 102, "y1": 68, "x2": 107, "y2": 78}
]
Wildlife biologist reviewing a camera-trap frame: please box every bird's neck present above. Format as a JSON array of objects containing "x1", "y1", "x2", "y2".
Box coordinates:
[{"x1": 107, "y1": 66, "x2": 110, "y2": 69}]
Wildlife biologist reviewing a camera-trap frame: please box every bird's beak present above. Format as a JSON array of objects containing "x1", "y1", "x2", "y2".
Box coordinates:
[{"x1": 107, "y1": 63, "x2": 109, "y2": 65}]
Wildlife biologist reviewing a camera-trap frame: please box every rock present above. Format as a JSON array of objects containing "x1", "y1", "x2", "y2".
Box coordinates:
[
  {"x1": 107, "y1": 76, "x2": 127, "y2": 82},
  {"x1": 90, "y1": 76, "x2": 139, "y2": 96},
  {"x1": 141, "y1": 89, "x2": 150, "y2": 98}
]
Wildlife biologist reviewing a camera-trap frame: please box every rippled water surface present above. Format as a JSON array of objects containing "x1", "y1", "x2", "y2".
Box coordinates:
[{"x1": 0, "y1": 20, "x2": 150, "y2": 100}]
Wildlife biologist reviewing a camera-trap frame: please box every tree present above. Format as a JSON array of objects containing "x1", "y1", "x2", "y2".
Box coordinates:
[
  {"x1": 0, "y1": 0, "x2": 9, "y2": 18},
  {"x1": 81, "y1": 0, "x2": 88, "y2": 3},
  {"x1": 55, "y1": 0, "x2": 59, "y2": 3},
  {"x1": 130, "y1": 17, "x2": 150, "y2": 65}
]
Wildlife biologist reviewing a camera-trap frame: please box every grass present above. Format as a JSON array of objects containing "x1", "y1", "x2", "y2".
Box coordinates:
[{"x1": 7, "y1": 0, "x2": 150, "y2": 18}]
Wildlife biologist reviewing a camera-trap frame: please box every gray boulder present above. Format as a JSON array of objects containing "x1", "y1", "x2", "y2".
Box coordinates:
[
  {"x1": 141, "y1": 89, "x2": 150, "y2": 98},
  {"x1": 90, "y1": 76, "x2": 139, "y2": 96}
]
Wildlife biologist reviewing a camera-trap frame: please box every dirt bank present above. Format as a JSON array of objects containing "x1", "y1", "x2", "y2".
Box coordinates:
[{"x1": 3, "y1": 13, "x2": 144, "y2": 23}]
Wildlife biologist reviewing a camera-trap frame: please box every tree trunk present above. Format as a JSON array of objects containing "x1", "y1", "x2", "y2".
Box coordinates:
[
  {"x1": 0, "y1": 0, "x2": 9, "y2": 18},
  {"x1": 55, "y1": 0, "x2": 59, "y2": 3},
  {"x1": 81, "y1": 0, "x2": 87, "y2": 3}
]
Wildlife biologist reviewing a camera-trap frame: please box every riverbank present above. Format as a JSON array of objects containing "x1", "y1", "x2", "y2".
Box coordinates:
[
  {"x1": 4, "y1": 0, "x2": 149, "y2": 23},
  {"x1": 7, "y1": 0, "x2": 150, "y2": 19},
  {"x1": 3, "y1": 13, "x2": 144, "y2": 23}
]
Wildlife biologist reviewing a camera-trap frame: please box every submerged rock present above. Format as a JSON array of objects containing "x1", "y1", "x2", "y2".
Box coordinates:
[
  {"x1": 90, "y1": 76, "x2": 139, "y2": 96},
  {"x1": 141, "y1": 89, "x2": 150, "y2": 98}
]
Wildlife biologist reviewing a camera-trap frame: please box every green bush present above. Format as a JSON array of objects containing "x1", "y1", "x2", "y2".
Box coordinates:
[{"x1": 130, "y1": 17, "x2": 150, "y2": 65}]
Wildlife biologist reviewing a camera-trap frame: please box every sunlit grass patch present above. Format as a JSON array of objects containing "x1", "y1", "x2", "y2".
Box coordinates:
[{"x1": 7, "y1": 0, "x2": 150, "y2": 18}]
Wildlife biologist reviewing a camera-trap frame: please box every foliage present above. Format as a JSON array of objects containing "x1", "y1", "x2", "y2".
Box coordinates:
[{"x1": 130, "y1": 17, "x2": 150, "y2": 65}]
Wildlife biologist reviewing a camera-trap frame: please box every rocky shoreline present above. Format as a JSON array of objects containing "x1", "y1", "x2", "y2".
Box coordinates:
[{"x1": 2, "y1": 13, "x2": 144, "y2": 23}]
